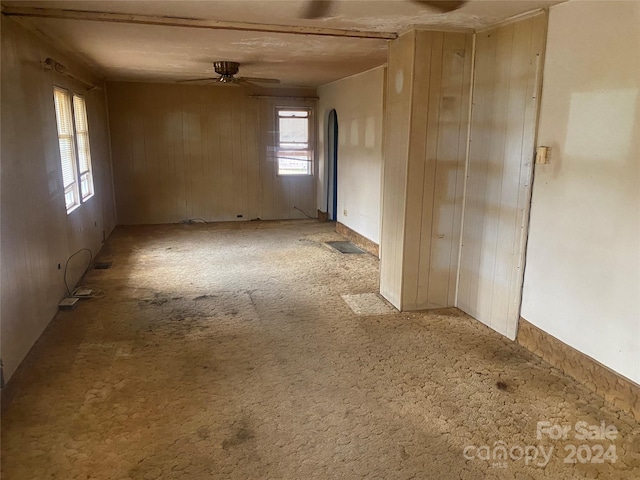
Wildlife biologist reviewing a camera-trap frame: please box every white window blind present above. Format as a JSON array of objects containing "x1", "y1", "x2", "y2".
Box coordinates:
[
  {"x1": 276, "y1": 108, "x2": 313, "y2": 176},
  {"x1": 54, "y1": 88, "x2": 79, "y2": 211},
  {"x1": 73, "y1": 95, "x2": 94, "y2": 200},
  {"x1": 53, "y1": 88, "x2": 95, "y2": 213}
]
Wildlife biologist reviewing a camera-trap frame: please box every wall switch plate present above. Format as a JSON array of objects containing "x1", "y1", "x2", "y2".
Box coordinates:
[
  {"x1": 536, "y1": 146, "x2": 550, "y2": 164},
  {"x1": 59, "y1": 297, "x2": 79, "y2": 310}
]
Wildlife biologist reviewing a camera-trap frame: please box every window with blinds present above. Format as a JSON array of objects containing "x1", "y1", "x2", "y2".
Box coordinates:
[
  {"x1": 72, "y1": 95, "x2": 94, "y2": 200},
  {"x1": 53, "y1": 88, "x2": 94, "y2": 213},
  {"x1": 276, "y1": 108, "x2": 313, "y2": 176}
]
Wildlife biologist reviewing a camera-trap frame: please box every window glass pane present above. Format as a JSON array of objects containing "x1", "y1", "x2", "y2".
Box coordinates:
[
  {"x1": 73, "y1": 95, "x2": 88, "y2": 131},
  {"x1": 58, "y1": 137, "x2": 76, "y2": 187},
  {"x1": 80, "y1": 172, "x2": 93, "y2": 199},
  {"x1": 277, "y1": 151, "x2": 312, "y2": 175},
  {"x1": 65, "y1": 189, "x2": 76, "y2": 209},
  {"x1": 53, "y1": 87, "x2": 79, "y2": 211},
  {"x1": 72, "y1": 95, "x2": 94, "y2": 199},
  {"x1": 76, "y1": 132, "x2": 91, "y2": 173},
  {"x1": 279, "y1": 117, "x2": 308, "y2": 144},
  {"x1": 54, "y1": 89, "x2": 73, "y2": 135}
]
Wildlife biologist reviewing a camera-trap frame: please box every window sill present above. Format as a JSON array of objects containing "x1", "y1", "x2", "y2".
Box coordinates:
[{"x1": 66, "y1": 203, "x2": 81, "y2": 215}]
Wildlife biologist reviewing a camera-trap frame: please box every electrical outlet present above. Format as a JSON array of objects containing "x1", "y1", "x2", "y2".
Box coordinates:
[{"x1": 343, "y1": 209, "x2": 348, "y2": 216}]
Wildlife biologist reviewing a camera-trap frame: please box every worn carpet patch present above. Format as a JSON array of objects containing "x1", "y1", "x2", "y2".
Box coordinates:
[{"x1": 341, "y1": 292, "x2": 397, "y2": 315}]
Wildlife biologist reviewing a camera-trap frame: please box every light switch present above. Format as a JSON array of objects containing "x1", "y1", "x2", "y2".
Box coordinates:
[{"x1": 536, "y1": 146, "x2": 550, "y2": 164}]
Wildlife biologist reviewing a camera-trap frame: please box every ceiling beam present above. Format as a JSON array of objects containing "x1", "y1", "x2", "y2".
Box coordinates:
[{"x1": 1, "y1": 6, "x2": 398, "y2": 40}]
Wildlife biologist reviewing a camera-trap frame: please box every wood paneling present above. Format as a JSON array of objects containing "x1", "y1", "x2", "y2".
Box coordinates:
[
  {"x1": 107, "y1": 82, "x2": 316, "y2": 224},
  {"x1": 1, "y1": 17, "x2": 116, "y2": 380},
  {"x1": 457, "y1": 13, "x2": 547, "y2": 339},
  {"x1": 380, "y1": 30, "x2": 472, "y2": 311},
  {"x1": 518, "y1": 318, "x2": 640, "y2": 422},
  {"x1": 258, "y1": 97, "x2": 317, "y2": 221},
  {"x1": 404, "y1": 31, "x2": 473, "y2": 310},
  {"x1": 380, "y1": 32, "x2": 414, "y2": 308}
]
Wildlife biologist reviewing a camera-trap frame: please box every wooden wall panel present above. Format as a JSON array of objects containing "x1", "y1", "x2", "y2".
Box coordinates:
[
  {"x1": 257, "y1": 97, "x2": 317, "y2": 221},
  {"x1": 379, "y1": 31, "x2": 415, "y2": 308},
  {"x1": 403, "y1": 31, "x2": 472, "y2": 310},
  {"x1": 107, "y1": 83, "x2": 317, "y2": 224},
  {"x1": 380, "y1": 30, "x2": 472, "y2": 311},
  {"x1": 1, "y1": 17, "x2": 116, "y2": 380},
  {"x1": 457, "y1": 13, "x2": 547, "y2": 339},
  {"x1": 430, "y1": 33, "x2": 474, "y2": 307}
]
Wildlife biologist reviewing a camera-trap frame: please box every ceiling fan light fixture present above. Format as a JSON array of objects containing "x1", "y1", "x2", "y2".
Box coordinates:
[
  {"x1": 213, "y1": 61, "x2": 240, "y2": 77},
  {"x1": 177, "y1": 61, "x2": 279, "y2": 86}
]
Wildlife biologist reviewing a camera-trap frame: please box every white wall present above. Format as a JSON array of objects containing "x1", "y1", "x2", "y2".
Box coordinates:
[
  {"x1": 1, "y1": 17, "x2": 116, "y2": 381},
  {"x1": 521, "y1": 0, "x2": 640, "y2": 384},
  {"x1": 317, "y1": 67, "x2": 386, "y2": 244}
]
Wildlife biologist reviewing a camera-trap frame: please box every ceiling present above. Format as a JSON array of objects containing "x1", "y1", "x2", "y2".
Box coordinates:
[{"x1": 2, "y1": 0, "x2": 564, "y2": 87}]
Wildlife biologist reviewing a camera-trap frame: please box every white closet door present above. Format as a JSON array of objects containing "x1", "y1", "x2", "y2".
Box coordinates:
[{"x1": 457, "y1": 14, "x2": 547, "y2": 339}]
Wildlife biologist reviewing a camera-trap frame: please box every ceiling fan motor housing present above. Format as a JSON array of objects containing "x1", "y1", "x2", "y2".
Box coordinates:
[{"x1": 214, "y1": 61, "x2": 240, "y2": 82}]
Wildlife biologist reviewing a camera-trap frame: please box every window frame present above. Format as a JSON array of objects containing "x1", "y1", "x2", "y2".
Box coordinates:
[
  {"x1": 275, "y1": 106, "x2": 314, "y2": 177},
  {"x1": 53, "y1": 86, "x2": 95, "y2": 214}
]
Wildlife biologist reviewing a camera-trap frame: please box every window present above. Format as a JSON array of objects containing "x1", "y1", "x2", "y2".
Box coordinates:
[
  {"x1": 73, "y1": 95, "x2": 94, "y2": 201},
  {"x1": 276, "y1": 108, "x2": 313, "y2": 175},
  {"x1": 53, "y1": 88, "x2": 94, "y2": 212}
]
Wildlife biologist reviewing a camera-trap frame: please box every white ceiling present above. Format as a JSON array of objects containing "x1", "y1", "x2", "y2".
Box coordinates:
[{"x1": 3, "y1": 0, "x2": 564, "y2": 87}]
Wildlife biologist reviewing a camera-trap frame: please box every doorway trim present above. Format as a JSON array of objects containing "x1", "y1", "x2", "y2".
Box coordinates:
[{"x1": 327, "y1": 109, "x2": 338, "y2": 221}]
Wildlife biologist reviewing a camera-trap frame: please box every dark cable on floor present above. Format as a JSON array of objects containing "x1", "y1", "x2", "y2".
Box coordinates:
[
  {"x1": 294, "y1": 206, "x2": 315, "y2": 219},
  {"x1": 177, "y1": 218, "x2": 208, "y2": 224},
  {"x1": 63, "y1": 248, "x2": 93, "y2": 295}
]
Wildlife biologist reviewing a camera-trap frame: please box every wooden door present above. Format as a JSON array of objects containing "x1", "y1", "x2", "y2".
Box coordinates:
[{"x1": 457, "y1": 14, "x2": 547, "y2": 339}]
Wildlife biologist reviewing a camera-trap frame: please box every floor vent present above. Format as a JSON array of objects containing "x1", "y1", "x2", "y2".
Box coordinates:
[
  {"x1": 325, "y1": 241, "x2": 365, "y2": 254},
  {"x1": 94, "y1": 262, "x2": 112, "y2": 270}
]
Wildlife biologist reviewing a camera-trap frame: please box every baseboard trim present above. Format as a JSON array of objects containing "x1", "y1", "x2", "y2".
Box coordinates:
[
  {"x1": 317, "y1": 210, "x2": 328, "y2": 222},
  {"x1": 517, "y1": 317, "x2": 640, "y2": 422},
  {"x1": 336, "y1": 222, "x2": 379, "y2": 257}
]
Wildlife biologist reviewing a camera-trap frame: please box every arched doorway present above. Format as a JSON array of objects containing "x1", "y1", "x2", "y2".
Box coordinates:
[{"x1": 327, "y1": 109, "x2": 338, "y2": 221}]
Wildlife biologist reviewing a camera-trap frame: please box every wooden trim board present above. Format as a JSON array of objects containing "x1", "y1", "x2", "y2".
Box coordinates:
[
  {"x1": 517, "y1": 318, "x2": 640, "y2": 422},
  {"x1": 1, "y1": 6, "x2": 397, "y2": 40},
  {"x1": 317, "y1": 210, "x2": 328, "y2": 222},
  {"x1": 336, "y1": 222, "x2": 379, "y2": 257}
]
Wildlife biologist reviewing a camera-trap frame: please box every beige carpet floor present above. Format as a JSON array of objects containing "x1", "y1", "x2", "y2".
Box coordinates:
[{"x1": 2, "y1": 220, "x2": 639, "y2": 479}]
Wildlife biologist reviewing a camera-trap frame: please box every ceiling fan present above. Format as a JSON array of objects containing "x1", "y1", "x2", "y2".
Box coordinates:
[
  {"x1": 302, "y1": 0, "x2": 467, "y2": 18},
  {"x1": 177, "y1": 61, "x2": 280, "y2": 87}
]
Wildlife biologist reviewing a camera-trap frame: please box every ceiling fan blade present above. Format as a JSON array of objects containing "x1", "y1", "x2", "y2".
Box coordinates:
[
  {"x1": 301, "y1": 0, "x2": 332, "y2": 19},
  {"x1": 413, "y1": 0, "x2": 467, "y2": 13},
  {"x1": 239, "y1": 77, "x2": 281, "y2": 84},
  {"x1": 175, "y1": 77, "x2": 218, "y2": 83}
]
